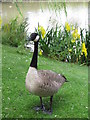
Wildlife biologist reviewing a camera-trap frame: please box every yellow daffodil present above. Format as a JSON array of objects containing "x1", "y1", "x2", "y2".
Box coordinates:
[
  {"x1": 68, "y1": 49, "x2": 72, "y2": 52},
  {"x1": 39, "y1": 50, "x2": 43, "y2": 56},
  {"x1": 0, "y1": 16, "x2": 2, "y2": 29},
  {"x1": 72, "y1": 28, "x2": 80, "y2": 40},
  {"x1": 81, "y1": 42, "x2": 87, "y2": 57},
  {"x1": 84, "y1": 50, "x2": 87, "y2": 57},
  {"x1": 77, "y1": 34, "x2": 80, "y2": 39},
  {"x1": 71, "y1": 39, "x2": 76, "y2": 43},
  {"x1": 82, "y1": 42, "x2": 85, "y2": 53},
  {"x1": 38, "y1": 26, "x2": 46, "y2": 39},
  {"x1": 74, "y1": 29, "x2": 78, "y2": 33},
  {"x1": 65, "y1": 22, "x2": 71, "y2": 32},
  {"x1": 72, "y1": 32, "x2": 76, "y2": 39}
]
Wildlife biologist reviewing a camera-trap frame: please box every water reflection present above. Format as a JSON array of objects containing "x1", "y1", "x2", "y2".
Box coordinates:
[{"x1": 2, "y1": 2, "x2": 88, "y2": 33}]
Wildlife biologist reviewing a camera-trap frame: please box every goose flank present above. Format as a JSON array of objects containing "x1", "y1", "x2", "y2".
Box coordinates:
[{"x1": 25, "y1": 33, "x2": 68, "y2": 114}]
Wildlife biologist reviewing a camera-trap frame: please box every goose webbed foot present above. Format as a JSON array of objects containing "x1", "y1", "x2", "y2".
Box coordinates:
[
  {"x1": 34, "y1": 96, "x2": 53, "y2": 114},
  {"x1": 41, "y1": 103, "x2": 45, "y2": 111},
  {"x1": 33, "y1": 103, "x2": 45, "y2": 111},
  {"x1": 33, "y1": 97, "x2": 45, "y2": 111},
  {"x1": 43, "y1": 95, "x2": 53, "y2": 115},
  {"x1": 43, "y1": 108, "x2": 53, "y2": 115},
  {"x1": 33, "y1": 106, "x2": 41, "y2": 111}
]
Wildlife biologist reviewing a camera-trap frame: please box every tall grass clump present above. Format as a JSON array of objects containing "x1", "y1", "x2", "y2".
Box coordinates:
[{"x1": 2, "y1": 17, "x2": 28, "y2": 47}]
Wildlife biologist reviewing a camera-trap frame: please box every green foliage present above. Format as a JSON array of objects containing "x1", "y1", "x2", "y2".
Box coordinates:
[
  {"x1": 80, "y1": 29, "x2": 90, "y2": 66},
  {"x1": 86, "y1": 31, "x2": 90, "y2": 65},
  {"x1": 2, "y1": 17, "x2": 28, "y2": 47},
  {"x1": 15, "y1": 2, "x2": 23, "y2": 18},
  {"x1": 2, "y1": 16, "x2": 89, "y2": 65},
  {"x1": 47, "y1": 1, "x2": 67, "y2": 17},
  {"x1": 37, "y1": 23, "x2": 89, "y2": 65}
]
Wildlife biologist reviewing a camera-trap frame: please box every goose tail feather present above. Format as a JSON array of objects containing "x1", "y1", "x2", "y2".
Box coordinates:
[{"x1": 61, "y1": 74, "x2": 69, "y2": 82}]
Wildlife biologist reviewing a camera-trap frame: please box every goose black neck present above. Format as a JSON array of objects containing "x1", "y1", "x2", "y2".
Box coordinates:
[{"x1": 30, "y1": 42, "x2": 38, "y2": 69}]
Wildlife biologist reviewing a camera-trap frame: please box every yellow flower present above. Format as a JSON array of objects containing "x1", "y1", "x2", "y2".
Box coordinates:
[
  {"x1": 38, "y1": 26, "x2": 46, "y2": 39},
  {"x1": 68, "y1": 49, "x2": 72, "y2": 52},
  {"x1": 77, "y1": 34, "x2": 80, "y2": 39},
  {"x1": 72, "y1": 29, "x2": 80, "y2": 40},
  {"x1": 81, "y1": 42, "x2": 87, "y2": 57},
  {"x1": 71, "y1": 39, "x2": 76, "y2": 43},
  {"x1": 65, "y1": 22, "x2": 71, "y2": 32},
  {"x1": 72, "y1": 32, "x2": 78, "y2": 40},
  {"x1": 74, "y1": 29, "x2": 78, "y2": 33},
  {"x1": 39, "y1": 50, "x2": 43, "y2": 56},
  {"x1": 82, "y1": 42, "x2": 85, "y2": 53},
  {"x1": 84, "y1": 49, "x2": 87, "y2": 57},
  {"x1": 0, "y1": 16, "x2": 2, "y2": 29}
]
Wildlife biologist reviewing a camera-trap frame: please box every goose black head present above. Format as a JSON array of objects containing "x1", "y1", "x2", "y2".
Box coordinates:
[{"x1": 30, "y1": 33, "x2": 40, "y2": 42}]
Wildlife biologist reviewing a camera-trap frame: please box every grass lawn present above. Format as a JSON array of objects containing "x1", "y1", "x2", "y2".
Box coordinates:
[{"x1": 2, "y1": 45, "x2": 88, "y2": 119}]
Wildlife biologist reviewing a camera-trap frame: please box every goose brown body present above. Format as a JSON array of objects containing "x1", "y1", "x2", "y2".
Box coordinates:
[{"x1": 26, "y1": 67, "x2": 66, "y2": 97}]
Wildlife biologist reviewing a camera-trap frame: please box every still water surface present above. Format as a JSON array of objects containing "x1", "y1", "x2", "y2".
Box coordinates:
[{"x1": 2, "y1": 2, "x2": 88, "y2": 33}]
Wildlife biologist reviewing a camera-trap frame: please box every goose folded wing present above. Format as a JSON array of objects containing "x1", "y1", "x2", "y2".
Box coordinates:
[{"x1": 38, "y1": 70, "x2": 65, "y2": 85}]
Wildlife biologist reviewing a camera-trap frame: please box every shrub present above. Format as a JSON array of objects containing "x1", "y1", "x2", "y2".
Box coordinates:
[
  {"x1": 2, "y1": 17, "x2": 28, "y2": 47},
  {"x1": 36, "y1": 23, "x2": 89, "y2": 65}
]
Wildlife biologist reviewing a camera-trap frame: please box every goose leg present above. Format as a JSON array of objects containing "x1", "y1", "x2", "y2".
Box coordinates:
[
  {"x1": 43, "y1": 95, "x2": 53, "y2": 114},
  {"x1": 49, "y1": 95, "x2": 53, "y2": 114},
  {"x1": 40, "y1": 97, "x2": 44, "y2": 110},
  {"x1": 33, "y1": 97, "x2": 45, "y2": 111}
]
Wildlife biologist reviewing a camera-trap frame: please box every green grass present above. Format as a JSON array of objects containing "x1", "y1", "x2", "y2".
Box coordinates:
[{"x1": 2, "y1": 45, "x2": 88, "y2": 119}]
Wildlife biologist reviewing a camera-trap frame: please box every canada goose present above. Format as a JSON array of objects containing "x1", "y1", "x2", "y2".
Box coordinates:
[{"x1": 25, "y1": 33, "x2": 68, "y2": 114}]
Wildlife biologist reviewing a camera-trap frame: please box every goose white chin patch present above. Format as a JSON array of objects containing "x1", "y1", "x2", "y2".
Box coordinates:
[{"x1": 34, "y1": 35, "x2": 39, "y2": 42}]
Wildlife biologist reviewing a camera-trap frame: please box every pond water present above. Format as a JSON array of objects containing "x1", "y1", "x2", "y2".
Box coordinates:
[{"x1": 2, "y1": 2, "x2": 88, "y2": 33}]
